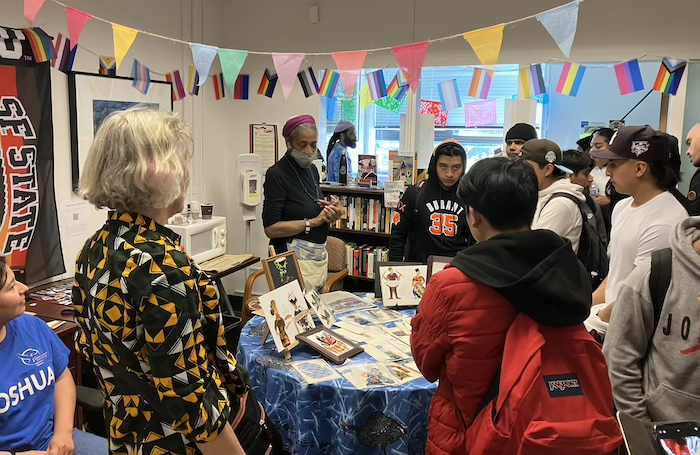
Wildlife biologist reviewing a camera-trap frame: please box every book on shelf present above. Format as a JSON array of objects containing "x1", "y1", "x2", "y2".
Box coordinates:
[
  {"x1": 345, "y1": 243, "x2": 389, "y2": 278},
  {"x1": 389, "y1": 151, "x2": 417, "y2": 185},
  {"x1": 326, "y1": 194, "x2": 397, "y2": 234},
  {"x1": 358, "y1": 155, "x2": 378, "y2": 187}
]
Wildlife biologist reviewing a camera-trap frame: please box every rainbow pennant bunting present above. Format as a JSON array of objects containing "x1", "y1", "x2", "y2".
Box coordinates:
[
  {"x1": 653, "y1": 58, "x2": 686, "y2": 96},
  {"x1": 556, "y1": 62, "x2": 586, "y2": 96},
  {"x1": 614, "y1": 59, "x2": 644, "y2": 96},
  {"x1": 518, "y1": 64, "x2": 546, "y2": 99},
  {"x1": 386, "y1": 75, "x2": 409, "y2": 102},
  {"x1": 99, "y1": 56, "x2": 116, "y2": 76},
  {"x1": 234, "y1": 75, "x2": 249, "y2": 100},
  {"x1": 131, "y1": 60, "x2": 151, "y2": 94},
  {"x1": 468, "y1": 68, "x2": 494, "y2": 99},
  {"x1": 257, "y1": 68, "x2": 278, "y2": 98},
  {"x1": 187, "y1": 65, "x2": 200, "y2": 96},
  {"x1": 166, "y1": 70, "x2": 186, "y2": 101},
  {"x1": 365, "y1": 70, "x2": 387, "y2": 101},
  {"x1": 22, "y1": 28, "x2": 55, "y2": 63},
  {"x1": 318, "y1": 70, "x2": 340, "y2": 99},
  {"x1": 438, "y1": 79, "x2": 462, "y2": 111},
  {"x1": 213, "y1": 73, "x2": 226, "y2": 100}
]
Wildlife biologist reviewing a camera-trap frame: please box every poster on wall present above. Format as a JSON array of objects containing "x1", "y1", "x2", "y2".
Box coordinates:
[{"x1": 0, "y1": 25, "x2": 66, "y2": 283}]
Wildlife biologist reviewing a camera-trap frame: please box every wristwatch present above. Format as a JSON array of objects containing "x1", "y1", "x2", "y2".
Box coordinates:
[{"x1": 304, "y1": 218, "x2": 311, "y2": 234}]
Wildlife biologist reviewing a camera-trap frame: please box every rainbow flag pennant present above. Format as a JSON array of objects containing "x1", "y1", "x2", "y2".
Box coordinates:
[
  {"x1": 213, "y1": 73, "x2": 226, "y2": 100},
  {"x1": 99, "y1": 56, "x2": 116, "y2": 76},
  {"x1": 614, "y1": 59, "x2": 644, "y2": 96},
  {"x1": 556, "y1": 62, "x2": 586, "y2": 96},
  {"x1": 438, "y1": 79, "x2": 462, "y2": 111},
  {"x1": 234, "y1": 74, "x2": 249, "y2": 100},
  {"x1": 386, "y1": 75, "x2": 409, "y2": 102},
  {"x1": 468, "y1": 68, "x2": 494, "y2": 100},
  {"x1": 518, "y1": 64, "x2": 546, "y2": 99},
  {"x1": 166, "y1": 70, "x2": 187, "y2": 101},
  {"x1": 365, "y1": 70, "x2": 387, "y2": 101},
  {"x1": 131, "y1": 60, "x2": 151, "y2": 94},
  {"x1": 22, "y1": 28, "x2": 55, "y2": 63},
  {"x1": 257, "y1": 68, "x2": 278, "y2": 98},
  {"x1": 297, "y1": 67, "x2": 319, "y2": 98},
  {"x1": 653, "y1": 58, "x2": 686, "y2": 96},
  {"x1": 187, "y1": 65, "x2": 200, "y2": 96},
  {"x1": 318, "y1": 70, "x2": 340, "y2": 99}
]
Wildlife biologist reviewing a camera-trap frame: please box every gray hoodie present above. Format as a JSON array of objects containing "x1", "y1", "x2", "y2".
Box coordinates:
[{"x1": 604, "y1": 216, "x2": 700, "y2": 422}]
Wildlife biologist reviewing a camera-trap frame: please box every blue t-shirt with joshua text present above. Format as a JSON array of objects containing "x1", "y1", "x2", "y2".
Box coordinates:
[{"x1": 0, "y1": 314, "x2": 69, "y2": 451}]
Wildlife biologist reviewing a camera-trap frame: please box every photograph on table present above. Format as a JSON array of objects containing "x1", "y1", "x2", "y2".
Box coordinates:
[
  {"x1": 341, "y1": 363, "x2": 398, "y2": 389},
  {"x1": 363, "y1": 341, "x2": 410, "y2": 362},
  {"x1": 305, "y1": 288, "x2": 336, "y2": 327},
  {"x1": 262, "y1": 251, "x2": 304, "y2": 290},
  {"x1": 374, "y1": 262, "x2": 421, "y2": 298},
  {"x1": 379, "y1": 264, "x2": 428, "y2": 307},
  {"x1": 291, "y1": 359, "x2": 341, "y2": 384},
  {"x1": 427, "y1": 255, "x2": 453, "y2": 282},
  {"x1": 259, "y1": 280, "x2": 307, "y2": 352},
  {"x1": 385, "y1": 363, "x2": 422, "y2": 385},
  {"x1": 296, "y1": 326, "x2": 364, "y2": 364},
  {"x1": 321, "y1": 291, "x2": 375, "y2": 314},
  {"x1": 290, "y1": 289, "x2": 316, "y2": 333}
]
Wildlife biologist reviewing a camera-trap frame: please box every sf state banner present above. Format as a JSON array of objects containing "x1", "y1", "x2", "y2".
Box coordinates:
[{"x1": 0, "y1": 25, "x2": 65, "y2": 283}]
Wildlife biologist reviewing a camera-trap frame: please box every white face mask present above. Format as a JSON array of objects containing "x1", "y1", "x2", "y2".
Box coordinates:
[{"x1": 290, "y1": 149, "x2": 315, "y2": 168}]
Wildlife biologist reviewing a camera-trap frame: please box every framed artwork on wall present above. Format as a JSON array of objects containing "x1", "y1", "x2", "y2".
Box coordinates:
[{"x1": 68, "y1": 72, "x2": 173, "y2": 192}]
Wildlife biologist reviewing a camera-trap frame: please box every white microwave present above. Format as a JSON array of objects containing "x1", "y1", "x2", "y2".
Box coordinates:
[{"x1": 166, "y1": 216, "x2": 227, "y2": 263}]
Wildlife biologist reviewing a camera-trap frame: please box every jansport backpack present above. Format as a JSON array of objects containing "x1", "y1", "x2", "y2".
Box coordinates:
[{"x1": 466, "y1": 314, "x2": 623, "y2": 455}]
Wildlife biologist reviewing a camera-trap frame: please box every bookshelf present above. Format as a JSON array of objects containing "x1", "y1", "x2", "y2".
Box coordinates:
[{"x1": 321, "y1": 185, "x2": 397, "y2": 290}]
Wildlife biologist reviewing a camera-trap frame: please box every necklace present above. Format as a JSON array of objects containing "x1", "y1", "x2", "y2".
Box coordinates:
[{"x1": 286, "y1": 155, "x2": 321, "y2": 203}]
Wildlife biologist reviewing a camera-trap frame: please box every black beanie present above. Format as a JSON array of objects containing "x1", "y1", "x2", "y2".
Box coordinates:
[{"x1": 505, "y1": 123, "x2": 538, "y2": 142}]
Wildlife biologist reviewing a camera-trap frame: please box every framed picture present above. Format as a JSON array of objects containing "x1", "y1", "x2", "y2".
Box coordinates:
[
  {"x1": 262, "y1": 251, "x2": 304, "y2": 290},
  {"x1": 373, "y1": 261, "x2": 421, "y2": 298},
  {"x1": 427, "y1": 255, "x2": 453, "y2": 282},
  {"x1": 258, "y1": 280, "x2": 307, "y2": 352},
  {"x1": 68, "y1": 72, "x2": 173, "y2": 192},
  {"x1": 378, "y1": 264, "x2": 428, "y2": 308},
  {"x1": 296, "y1": 326, "x2": 364, "y2": 364}
]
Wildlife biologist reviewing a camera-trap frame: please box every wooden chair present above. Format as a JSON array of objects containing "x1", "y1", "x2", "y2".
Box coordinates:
[{"x1": 241, "y1": 269, "x2": 267, "y2": 327}]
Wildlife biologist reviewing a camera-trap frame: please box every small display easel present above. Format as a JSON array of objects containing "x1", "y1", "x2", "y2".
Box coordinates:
[{"x1": 259, "y1": 246, "x2": 306, "y2": 361}]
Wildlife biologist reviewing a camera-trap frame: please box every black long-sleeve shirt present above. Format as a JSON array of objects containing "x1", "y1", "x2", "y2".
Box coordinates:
[{"x1": 263, "y1": 153, "x2": 328, "y2": 254}]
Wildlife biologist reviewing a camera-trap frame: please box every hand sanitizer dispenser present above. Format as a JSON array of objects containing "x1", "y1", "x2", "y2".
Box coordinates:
[{"x1": 240, "y1": 170, "x2": 261, "y2": 206}]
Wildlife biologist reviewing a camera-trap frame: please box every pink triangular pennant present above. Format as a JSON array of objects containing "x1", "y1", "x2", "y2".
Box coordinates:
[
  {"x1": 332, "y1": 50, "x2": 368, "y2": 97},
  {"x1": 272, "y1": 53, "x2": 306, "y2": 100},
  {"x1": 66, "y1": 7, "x2": 91, "y2": 50},
  {"x1": 24, "y1": 0, "x2": 46, "y2": 27},
  {"x1": 392, "y1": 41, "x2": 430, "y2": 93}
]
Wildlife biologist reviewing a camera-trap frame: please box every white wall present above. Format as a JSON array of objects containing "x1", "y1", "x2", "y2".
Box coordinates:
[
  {"x1": 680, "y1": 63, "x2": 700, "y2": 195},
  {"x1": 2, "y1": 0, "x2": 225, "y2": 286},
  {"x1": 544, "y1": 62, "x2": 662, "y2": 150}
]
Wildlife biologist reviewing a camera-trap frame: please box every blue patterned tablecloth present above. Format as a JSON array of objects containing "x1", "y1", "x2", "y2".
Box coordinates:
[{"x1": 236, "y1": 315, "x2": 436, "y2": 455}]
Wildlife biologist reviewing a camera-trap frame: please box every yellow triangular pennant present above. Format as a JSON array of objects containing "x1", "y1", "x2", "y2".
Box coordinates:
[
  {"x1": 360, "y1": 84, "x2": 373, "y2": 110},
  {"x1": 112, "y1": 23, "x2": 138, "y2": 69},
  {"x1": 463, "y1": 23, "x2": 505, "y2": 67}
]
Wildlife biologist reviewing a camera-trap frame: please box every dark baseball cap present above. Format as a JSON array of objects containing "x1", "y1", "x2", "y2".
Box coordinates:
[
  {"x1": 589, "y1": 126, "x2": 671, "y2": 162},
  {"x1": 520, "y1": 139, "x2": 574, "y2": 174}
]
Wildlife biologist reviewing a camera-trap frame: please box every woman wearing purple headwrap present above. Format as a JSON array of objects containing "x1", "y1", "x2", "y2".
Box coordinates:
[{"x1": 263, "y1": 115, "x2": 343, "y2": 290}]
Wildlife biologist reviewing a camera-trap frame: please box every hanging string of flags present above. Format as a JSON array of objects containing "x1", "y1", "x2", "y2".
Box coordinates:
[{"x1": 20, "y1": 0, "x2": 689, "y2": 114}]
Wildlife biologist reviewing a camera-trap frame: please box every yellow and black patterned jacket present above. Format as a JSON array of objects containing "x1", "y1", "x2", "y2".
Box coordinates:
[{"x1": 73, "y1": 212, "x2": 247, "y2": 455}]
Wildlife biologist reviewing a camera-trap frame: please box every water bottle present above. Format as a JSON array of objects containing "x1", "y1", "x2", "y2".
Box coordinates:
[
  {"x1": 590, "y1": 181, "x2": 600, "y2": 196},
  {"x1": 339, "y1": 150, "x2": 348, "y2": 185}
]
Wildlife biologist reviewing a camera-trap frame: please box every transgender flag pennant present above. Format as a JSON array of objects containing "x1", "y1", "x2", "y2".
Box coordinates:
[
  {"x1": 365, "y1": 70, "x2": 387, "y2": 101},
  {"x1": 468, "y1": 68, "x2": 494, "y2": 99},
  {"x1": 438, "y1": 79, "x2": 462, "y2": 111},
  {"x1": 131, "y1": 60, "x2": 151, "y2": 95},
  {"x1": 614, "y1": 59, "x2": 644, "y2": 96},
  {"x1": 166, "y1": 70, "x2": 187, "y2": 101}
]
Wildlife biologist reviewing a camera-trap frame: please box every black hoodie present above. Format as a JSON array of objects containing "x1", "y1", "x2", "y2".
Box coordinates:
[
  {"x1": 388, "y1": 146, "x2": 473, "y2": 263},
  {"x1": 451, "y1": 230, "x2": 591, "y2": 327}
]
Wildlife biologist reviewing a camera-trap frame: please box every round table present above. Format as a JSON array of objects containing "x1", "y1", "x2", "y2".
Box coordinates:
[{"x1": 236, "y1": 315, "x2": 437, "y2": 455}]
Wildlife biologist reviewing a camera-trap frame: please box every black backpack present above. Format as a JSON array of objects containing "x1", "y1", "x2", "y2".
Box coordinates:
[
  {"x1": 649, "y1": 247, "x2": 673, "y2": 335},
  {"x1": 545, "y1": 193, "x2": 609, "y2": 289}
]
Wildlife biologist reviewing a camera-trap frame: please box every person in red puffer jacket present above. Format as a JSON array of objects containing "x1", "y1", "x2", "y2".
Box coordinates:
[{"x1": 412, "y1": 157, "x2": 620, "y2": 455}]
